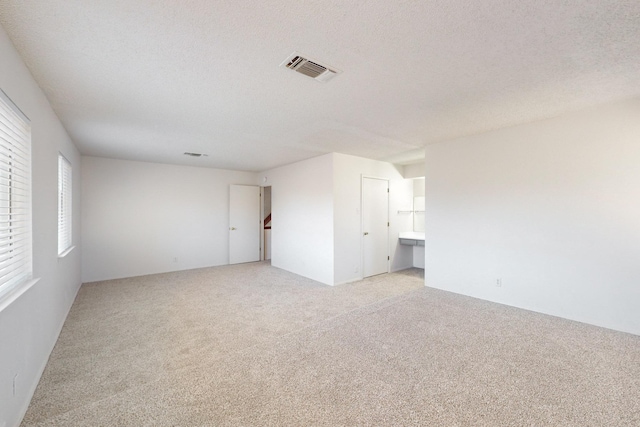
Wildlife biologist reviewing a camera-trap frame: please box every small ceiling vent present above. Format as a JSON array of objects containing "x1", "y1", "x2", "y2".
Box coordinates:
[
  {"x1": 281, "y1": 52, "x2": 341, "y2": 83},
  {"x1": 184, "y1": 152, "x2": 208, "y2": 157}
]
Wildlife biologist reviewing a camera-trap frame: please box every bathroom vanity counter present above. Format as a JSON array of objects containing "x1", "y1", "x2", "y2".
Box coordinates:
[{"x1": 399, "y1": 231, "x2": 425, "y2": 246}]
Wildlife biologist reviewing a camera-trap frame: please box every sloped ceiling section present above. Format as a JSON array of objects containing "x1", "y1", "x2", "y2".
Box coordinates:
[{"x1": 0, "y1": 0, "x2": 639, "y2": 171}]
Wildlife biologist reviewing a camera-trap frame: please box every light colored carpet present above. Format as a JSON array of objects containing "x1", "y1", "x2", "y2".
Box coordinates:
[{"x1": 22, "y1": 262, "x2": 640, "y2": 426}]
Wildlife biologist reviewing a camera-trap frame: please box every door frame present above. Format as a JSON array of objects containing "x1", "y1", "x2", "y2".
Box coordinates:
[
  {"x1": 360, "y1": 175, "x2": 390, "y2": 278},
  {"x1": 259, "y1": 185, "x2": 272, "y2": 261},
  {"x1": 260, "y1": 186, "x2": 265, "y2": 261}
]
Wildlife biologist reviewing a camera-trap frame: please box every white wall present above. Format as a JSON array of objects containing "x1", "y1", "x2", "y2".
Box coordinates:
[
  {"x1": 413, "y1": 178, "x2": 425, "y2": 197},
  {"x1": 261, "y1": 154, "x2": 335, "y2": 285},
  {"x1": 333, "y1": 153, "x2": 413, "y2": 285},
  {"x1": 425, "y1": 99, "x2": 640, "y2": 335},
  {"x1": 403, "y1": 161, "x2": 425, "y2": 179},
  {"x1": 413, "y1": 178, "x2": 425, "y2": 232},
  {"x1": 0, "y1": 26, "x2": 82, "y2": 426},
  {"x1": 413, "y1": 246, "x2": 425, "y2": 269},
  {"x1": 81, "y1": 157, "x2": 256, "y2": 282}
]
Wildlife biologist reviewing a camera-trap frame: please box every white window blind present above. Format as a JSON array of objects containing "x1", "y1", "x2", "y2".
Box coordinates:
[
  {"x1": 0, "y1": 90, "x2": 32, "y2": 300},
  {"x1": 58, "y1": 154, "x2": 72, "y2": 254}
]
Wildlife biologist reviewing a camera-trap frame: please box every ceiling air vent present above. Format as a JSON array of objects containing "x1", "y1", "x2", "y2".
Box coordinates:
[{"x1": 281, "y1": 52, "x2": 341, "y2": 83}]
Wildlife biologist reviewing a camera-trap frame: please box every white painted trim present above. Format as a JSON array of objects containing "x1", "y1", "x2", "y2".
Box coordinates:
[
  {"x1": 333, "y1": 277, "x2": 364, "y2": 287},
  {"x1": 57, "y1": 245, "x2": 76, "y2": 259},
  {"x1": 0, "y1": 278, "x2": 40, "y2": 314}
]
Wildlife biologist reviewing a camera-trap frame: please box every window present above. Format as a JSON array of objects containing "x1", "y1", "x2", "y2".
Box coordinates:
[
  {"x1": 0, "y1": 90, "x2": 32, "y2": 300},
  {"x1": 58, "y1": 154, "x2": 72, "y2": 255}
]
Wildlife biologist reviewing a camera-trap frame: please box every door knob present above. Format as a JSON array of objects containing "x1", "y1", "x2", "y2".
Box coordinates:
[
  {"x1": 363, "y1": 232, "x2": 369, "y2": 236},
  {"x1": 230, "y1": 227, "x2": 236, "y2": 230}
]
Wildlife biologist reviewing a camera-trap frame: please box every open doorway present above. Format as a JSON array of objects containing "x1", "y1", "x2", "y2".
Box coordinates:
[{"x1": 262, "y1": 186, "x2": 272, "y2": 260}]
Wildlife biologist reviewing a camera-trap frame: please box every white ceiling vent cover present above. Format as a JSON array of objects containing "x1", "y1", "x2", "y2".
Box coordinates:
[{"x1": 280, "y1": 52, "x2": 341, "y2": 83}]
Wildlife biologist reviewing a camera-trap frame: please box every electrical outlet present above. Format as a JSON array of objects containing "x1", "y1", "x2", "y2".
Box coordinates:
[{"x1": 496, "y1": 278, "x2": 502, "y2": 287}]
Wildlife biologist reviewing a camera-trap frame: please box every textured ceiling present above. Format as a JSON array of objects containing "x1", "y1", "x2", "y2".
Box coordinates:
[{"x1": 1, "y1": 0, "x2": 639, "y2": 171}]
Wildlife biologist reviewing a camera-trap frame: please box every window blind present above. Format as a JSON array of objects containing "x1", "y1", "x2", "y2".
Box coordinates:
[
  {"x1": 0, "y1": 90, "x2": 32, "y2": 299},
  {"x1": 58, "y1": 154, "x2": 72, "y2": 254}
]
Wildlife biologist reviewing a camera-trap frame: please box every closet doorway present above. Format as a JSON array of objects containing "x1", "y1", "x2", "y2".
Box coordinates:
[{"x1": 262, "y1": 186, "x2": 272, "y2": 260}]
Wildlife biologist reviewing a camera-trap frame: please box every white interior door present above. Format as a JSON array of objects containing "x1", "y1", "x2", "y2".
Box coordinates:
[
  {"x1": 362, "y1": 177, "x2": 389, "y2": 277},
  {"x1": 229, "y1": 185, "x2": 260, "y2": 264}
]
